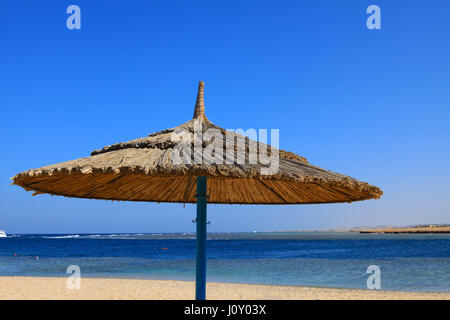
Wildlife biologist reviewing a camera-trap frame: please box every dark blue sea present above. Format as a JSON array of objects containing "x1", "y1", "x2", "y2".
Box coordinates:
[{"x1": 0, "y1": 232, "x2": 449, "y2": 292}]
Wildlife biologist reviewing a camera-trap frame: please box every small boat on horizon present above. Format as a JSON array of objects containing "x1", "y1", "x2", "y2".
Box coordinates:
[{"x1": 0, "y1": 230, "x2": 7, "y2": 238}]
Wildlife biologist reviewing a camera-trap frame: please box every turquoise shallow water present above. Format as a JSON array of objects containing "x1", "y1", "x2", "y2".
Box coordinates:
[{"x1": 0, "y1": 232, "x2": 449, "y2": 292}]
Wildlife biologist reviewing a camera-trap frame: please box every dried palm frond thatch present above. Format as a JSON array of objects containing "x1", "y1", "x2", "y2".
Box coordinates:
[{"x1": 12, "y1": 81, "x2": 382, "y2": 204}]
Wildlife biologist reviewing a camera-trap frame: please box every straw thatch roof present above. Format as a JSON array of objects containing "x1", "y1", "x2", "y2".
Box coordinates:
[{"x1": 12, "y1": 82, "x2": 382, "y2": 204}]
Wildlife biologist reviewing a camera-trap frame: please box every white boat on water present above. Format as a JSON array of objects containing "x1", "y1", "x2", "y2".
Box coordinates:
[{"x1": 0, "y1": 230, "x2": 7, "y2": 238}]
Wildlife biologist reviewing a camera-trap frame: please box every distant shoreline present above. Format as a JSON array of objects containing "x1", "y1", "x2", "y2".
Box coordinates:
[
  {"x1": 358, "y1": 227, "x2": 450, "y2": 234},
  {"x1": 271, "y1": 225, "x2": 450, "y2": 234}
]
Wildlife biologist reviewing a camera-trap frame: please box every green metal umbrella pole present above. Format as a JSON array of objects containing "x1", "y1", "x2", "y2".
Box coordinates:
[{"x1": 12, "y1": 81, "x2": 382, "y2": 300}]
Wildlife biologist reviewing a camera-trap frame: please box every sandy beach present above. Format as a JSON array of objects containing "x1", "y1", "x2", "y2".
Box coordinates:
[{"x1": 0, "y1": 276, "x2": 448, "y2": 300}]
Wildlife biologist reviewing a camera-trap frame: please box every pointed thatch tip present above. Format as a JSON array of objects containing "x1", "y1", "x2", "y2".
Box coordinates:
[{"x1": 193, "y1": 81, "x2": 207, "y2": 120}]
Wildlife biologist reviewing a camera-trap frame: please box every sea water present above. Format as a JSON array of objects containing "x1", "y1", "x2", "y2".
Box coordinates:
[{"x1": 0, "y1": 232, "x2": 448, "y2": 292}]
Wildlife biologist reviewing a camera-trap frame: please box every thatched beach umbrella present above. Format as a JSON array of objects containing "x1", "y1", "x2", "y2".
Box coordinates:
[{"x1": 12, "y1": 81, "x2": 382, "y2": 300}]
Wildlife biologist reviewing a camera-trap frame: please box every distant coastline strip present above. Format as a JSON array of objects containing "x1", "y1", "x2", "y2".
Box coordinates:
[{"x1": 359, "y1": 227, "x2": 450, "y2": 234}]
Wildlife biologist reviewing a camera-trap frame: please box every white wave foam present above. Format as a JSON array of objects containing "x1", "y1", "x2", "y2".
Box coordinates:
[{"x1": 42, "y1": 235, "x2": 80, "y2": 239}]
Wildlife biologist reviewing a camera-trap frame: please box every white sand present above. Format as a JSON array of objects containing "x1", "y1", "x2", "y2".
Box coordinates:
[{"x1": 0, "y1": 277, "x2": 448, "y2": 300}]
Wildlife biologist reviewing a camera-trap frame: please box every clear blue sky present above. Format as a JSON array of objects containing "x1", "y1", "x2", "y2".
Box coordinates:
[{"x1": 1, "y1": 1, "x2": 449, "y2": 234}]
